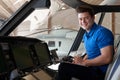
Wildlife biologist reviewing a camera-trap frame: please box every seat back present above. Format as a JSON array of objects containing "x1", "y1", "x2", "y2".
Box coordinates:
[
  {"x1": 111, "y1": 65, "x2": 120, "y2": 80},
  {"x1": 114, "y1": 35, "x2": 120, "y2": 49},
  {"x1": 105, "y1": 42, "x2": 120, "y2": 80}
]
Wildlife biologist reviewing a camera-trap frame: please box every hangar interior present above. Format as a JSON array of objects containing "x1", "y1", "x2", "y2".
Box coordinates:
[{"x1": 0, "y1": 0, "x2": 120, "y2": 80}]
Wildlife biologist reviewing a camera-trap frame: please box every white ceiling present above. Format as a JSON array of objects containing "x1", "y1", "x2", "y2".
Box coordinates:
[
  {"x1": 1, "y1": 0, "x2": 120, "y2": 20},
  {"x1": 0, "y1": 0, "x2": 30, "y2": 19},
  {"x1": 0, "y1": 0, "x2": 103, "y2": 20}
]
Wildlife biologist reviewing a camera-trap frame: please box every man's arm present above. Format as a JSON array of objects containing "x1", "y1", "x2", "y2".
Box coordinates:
[{"x1": 82, "y1": 45, "x2": 114, "y2": 67}]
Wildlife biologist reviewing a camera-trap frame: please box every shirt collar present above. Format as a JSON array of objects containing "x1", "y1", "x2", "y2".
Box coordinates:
[{"x1": 85, "y1": 23, "x2": 97, "y2": 37}]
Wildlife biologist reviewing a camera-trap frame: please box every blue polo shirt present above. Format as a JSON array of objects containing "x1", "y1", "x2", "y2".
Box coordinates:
[{"x1": 83, "y1": 23, "x2": 114, "y2": 73}]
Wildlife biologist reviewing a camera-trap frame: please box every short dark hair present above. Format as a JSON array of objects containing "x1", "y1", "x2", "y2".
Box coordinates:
[{"x1": 76, "y1": 5, "x2": 94, "y2": 17}]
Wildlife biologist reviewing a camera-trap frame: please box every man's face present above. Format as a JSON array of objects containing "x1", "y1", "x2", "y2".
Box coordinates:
[{"x1": 78, "y1": 12, "x2": 94, "y2": 31}]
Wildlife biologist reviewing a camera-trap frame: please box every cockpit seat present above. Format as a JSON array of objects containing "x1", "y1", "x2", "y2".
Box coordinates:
[{"x1": 105, "y1": 39, "x2": 120, "y2": 80}]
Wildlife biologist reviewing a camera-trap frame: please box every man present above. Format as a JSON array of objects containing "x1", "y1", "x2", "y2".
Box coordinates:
[{"x1": 56, "y1": 5, "x2": 114, "y2": 80}]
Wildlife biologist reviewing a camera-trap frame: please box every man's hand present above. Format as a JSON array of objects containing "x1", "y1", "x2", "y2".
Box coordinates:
[{"x1": 72, "y1": 56, "x2": 86, "y2": 66}]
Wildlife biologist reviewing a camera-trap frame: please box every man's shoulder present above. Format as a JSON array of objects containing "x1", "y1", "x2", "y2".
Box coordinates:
[{"x1": 96, "y1": 25, "x2": 112, "y2": 34}]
